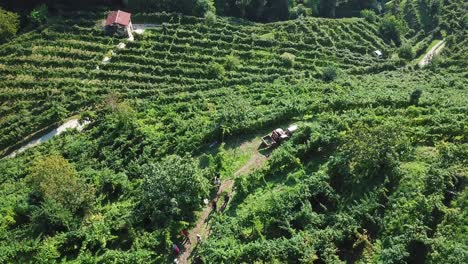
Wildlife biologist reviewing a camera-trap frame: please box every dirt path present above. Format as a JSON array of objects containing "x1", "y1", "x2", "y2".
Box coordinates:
[
  {"x1": 178, "y1": 150, "x2": 267, "y2": 264},
  {"x1": 418, "y1": 40, "x2": 445, "y2": 68},
  {"x1": 6, "y1": 118, "x2": 90, "y2": 158}
]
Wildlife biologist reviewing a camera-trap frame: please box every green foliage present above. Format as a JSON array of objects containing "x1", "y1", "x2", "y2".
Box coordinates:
[
  {"x1": 290, "y1": 4, "x2": 312, "y2": 19},
  {"x1": 207, "y1": 62, "x2": 225, "y2": 78},
  {"x1": 29, "y1": 4, "x2": 48, "y2": 26},
  {"x1": 0, "y1": 6, "x2": 466, "y2": 262},
  {"x1": 224, "y1": 54, "x2": 241, "y2": 70},
  {"x1": 0, "y1": 8, "x2": 19, "y2": 43},
  {"x1": 361, "y1": 9, "x2": 377, "y2": 23},
  {"x1": 195, "y1": 0, "x2": 216, "y2": 16},
  {"x1": 398, "y1": 44, "x2": 414, "y2": 60},
  {"x1": 280, "y1": 52, "x2": 296, "y2": 67},
  {"x1": 379, "y1": 15, "x2": 406, "y2": 45},
  {"x1": 215, "y1": 92, "x2": 253, "y2": 138},
  {"x1": 328, "y1": 122, "x2": 410, "y2": 195},
  {"x1": 126, "y1": 0, "x2": 215, "y2": 17},
  {"x1": 204, "y1": 10, "x2": 217, "y2": 24},
  {"x1": 138, "y1": 155, "x2": 210, "y2": 228},
  {"x1": 321, "y1": 65, "x2": 338, "y2": 82},
  {"x1": 27, "y1": 154, "x2": 95, "y2": 232},
  {"x1": 409, "y1": 89, "x2": 422, "y2": 106}
]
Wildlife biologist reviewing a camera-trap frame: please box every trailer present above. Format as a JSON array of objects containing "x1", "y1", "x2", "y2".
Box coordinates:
[{"x1": 261, "y1": 125, "x2": 298, "y2": 148}]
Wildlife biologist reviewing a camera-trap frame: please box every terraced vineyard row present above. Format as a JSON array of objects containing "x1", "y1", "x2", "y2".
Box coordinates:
[{"x1": 0, "y1": 13, "x2": 395, "y2": 154}]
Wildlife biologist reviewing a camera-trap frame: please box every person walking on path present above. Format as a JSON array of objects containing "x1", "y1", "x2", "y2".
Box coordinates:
[
  {"x1": 221, "y1": 193, "x2": 230, "y2": 211},
  {"x1": 214, "y1": 173, "x2": 221, "y2": 188},
  {"x1": 196, "y1": 234, "x2": 202, "y2": 244},
  {"x1": 212, "y1": 200, "x2": 217, "y2": 212},
  {"x1": 181, "y1": 229, "x2": 190, "y2": 244},
  {"x1": 173, "y1": 243, "x2": 180, "y2": 256}
]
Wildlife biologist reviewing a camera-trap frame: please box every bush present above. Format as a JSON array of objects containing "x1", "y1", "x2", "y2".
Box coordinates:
[
  {"x1": 205, "y1": 10, "x2": 217, "y2": 24},
  {"x1": 360, "y1": 9, "x2": 377, "y2": 23},
  {"x1": 29, "y1": 4, "x2": 48, "y2": 26},
  {"x1": 138, "y1": 155, "x2": 210, "y2": 228},
  {"x1": 322, "y1": 65, "x2": 338, "y2": 82},
  {"x1": 207, "y1": 62, "x2": 225, "y2": 78},
  {"x1": 290, "y1": 4, "x2": 311, "y2": 19},
  {"x1": 0, "y1": 8, "x2": 19, "y2": 43},
  {"x1": 224, "y1": 55, "x2": 241, "y2": 70},
  {"x1": 398, "y1": 44, "x2": 415, "y2": 60},
  {"x1": 409, "y1": 89, "x2": 422, "y2": 106},
  {"x1": 280, "y1": 52, "x2": 296, "y2": 67},
  {"x1": 379, "y1": 15, "x2": 407, "y2": 45},
  {"x1": 27, "y1": 155, "x2": 95, "y2": 232},
  {"x1": 195, "y1": 0, "x2": 216, "y2": 17}
]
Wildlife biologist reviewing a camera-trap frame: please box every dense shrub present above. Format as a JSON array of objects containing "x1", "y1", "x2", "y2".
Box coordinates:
[
  {"x1": 322, "y1": 65, "x2": 338, "y2": 82},
  {"x1": 29, "y1": 4, "x2": 48, "y2": 26},
  {"x1": 194, "y1": 0, "x2": 216, "y2": 16},
  {"x1": 27, "y1": 155, "x2": 95, "y2": 233},
  {"x1": 409, "y1": 89, "x2": 422, "y2": 106},
  {"x1": 137, "y1": 155, "x2": 210, "y2": 228},
  {"x1": 207, "y1": 62, "x2": 225, "y2": 78},
  {"x1": 280, "y1": 52, "x2": 296, "y2": 67},
  {"x1": 361, "y1": 9, "x2": 377, "y2": 23},
  {"x1": 204, "y1": 10, "x2": 217, "y2": 24},
  {"x1": 379, "y1": 15, "x2": 406, "y2": 45},
  {"x1": 0, "y1": 8, "x2": 19, "y2": 43},
  {"x1": 224, "y1": 54, "x2": 241, "y2": 70},
  {"x1": 398, "y1": 44, "x2": 415, "y2": 60},
  {"x1": 125, "y1": 0, "x2": 215, "y2": 17}
]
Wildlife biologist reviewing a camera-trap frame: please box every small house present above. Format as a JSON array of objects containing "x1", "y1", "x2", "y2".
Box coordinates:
[
  {"x1": 105, "y1": 10, "x2": 133, "y2": 37},
  {"x1": 373, "y1": 50, "x2": 383, "y2": 58}
]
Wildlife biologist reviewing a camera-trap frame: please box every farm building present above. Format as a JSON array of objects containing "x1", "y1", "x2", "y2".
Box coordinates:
[{"x1": 105, "y1": 10, "x2": 133, "y2": 37}]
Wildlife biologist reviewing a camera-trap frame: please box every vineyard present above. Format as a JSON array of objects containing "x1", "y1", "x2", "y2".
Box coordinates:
[
  {"x1": 0, "y1": 12, "x2": 399, "y2": 154},
  {"x1": 0, "y1": 2, "x2": 467, "y2": 263}
]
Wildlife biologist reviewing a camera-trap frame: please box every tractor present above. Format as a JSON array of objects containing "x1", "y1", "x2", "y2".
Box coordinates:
[{"x1": 261, "y1": 125, "x2": 298, "y2": 148}]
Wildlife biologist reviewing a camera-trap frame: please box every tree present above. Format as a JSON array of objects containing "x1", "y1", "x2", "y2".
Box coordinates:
[
  {"x1": 409, "y1": 89, "x2": 422, "y2": 106},
  {"x1": 207, "y1": 62, "x2": 225, "y2": 79},
  {"x1": 138, "y1": 155, "x2": 210, "y2": 228},
  {"x1": 215, "y1": 91, "x2": 253, "y2": 139},
  {"x1": 0, "y1": 8, "x2": 19, "y2": 43},
  {"x1": 194, "y1": 0, "x2": 216, "y2": 16},
  {"x1": 322, "y1": 65, "x2": 338, "y2": 82},
  {"x1": 27, "y1": 155, "x2": 95, "y2": 233},
  {"x1": 328, "y1": 122, "x2": 410, "y2": 196},
  {"x1": 361, "y1": 9, "x2": 377, "y2": 23},
  {"x1": 280, "y1": 52, "x2": 296, "y2": 67},
  {"x1": 398, "y1": 44, "x2": 414, "y2": 60},
  {"x1": 379, "y1": 15, "x2": 407, "y2": 45},
  {"x1": 29, "y1": 4, "x2": 48, "y2": 26}
]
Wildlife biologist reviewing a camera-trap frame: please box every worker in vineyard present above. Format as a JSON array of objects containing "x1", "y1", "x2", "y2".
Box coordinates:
[
  {"x1": 221, "y1": 193, "x2": 230, "y2": 212},
  {"x1": 172, "y1": 243, "x2": 180, "y2": 256},
  {"x1": 212, "y1": 200, "x2": 217, "y2": 212},
  {"x1": 214, "y1": 173, "x2": 221, "y2": 187},
  {"x1": 181, "y1": 228, "x2": 190, "y2": 244}
]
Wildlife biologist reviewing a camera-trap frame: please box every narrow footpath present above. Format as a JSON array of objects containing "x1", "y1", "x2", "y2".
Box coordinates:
[
  {"x1": 178, "y1": 150, "x2": 267, "y2": 264},
  {"x1": 418, "y1": 40, "x2": 445, "y2": 68}
]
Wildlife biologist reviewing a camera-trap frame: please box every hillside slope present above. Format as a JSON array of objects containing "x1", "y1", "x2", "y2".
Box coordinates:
[
  {"x1": 0, "y1": 7, "x2": 466, "y2": 263},
  {"x1": 0, "y1": 12, "x2": 396, "y2": 154}
]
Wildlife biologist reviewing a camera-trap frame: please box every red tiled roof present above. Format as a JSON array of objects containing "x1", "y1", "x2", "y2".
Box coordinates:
[{"x1": 106, "y1": 10, "x2": 131, "y2": 26}]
